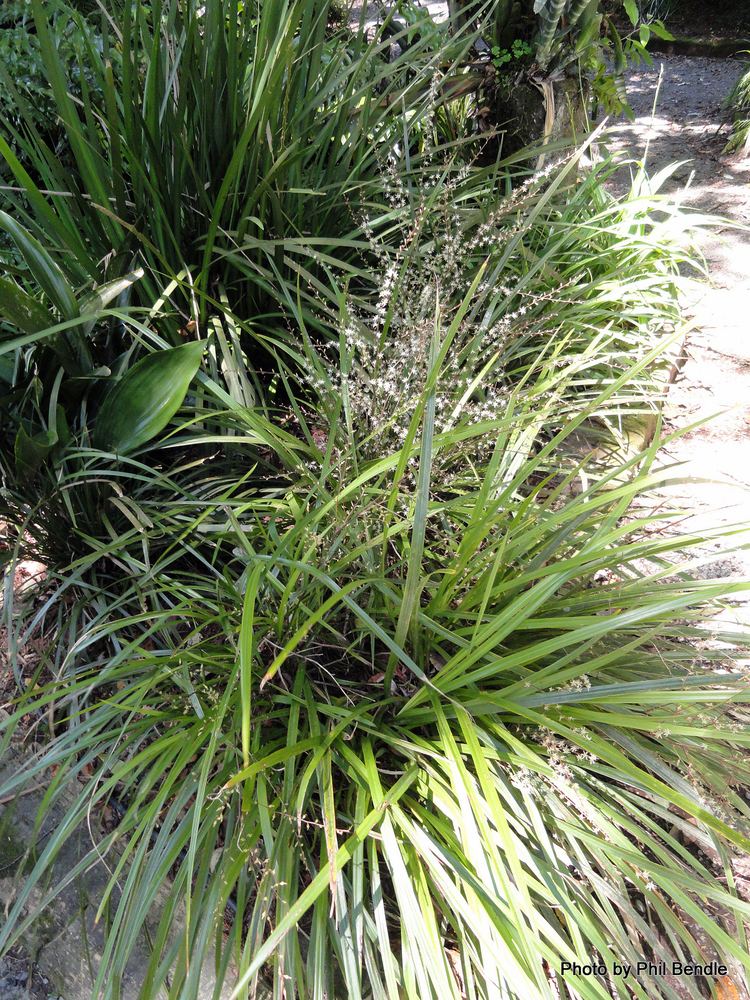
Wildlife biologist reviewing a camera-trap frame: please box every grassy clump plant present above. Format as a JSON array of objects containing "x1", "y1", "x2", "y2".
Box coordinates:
[
  {"x1": 3, "y1": 175, "x2": 750, "y2": 997},
  {"x1": 725, "y1": 62, "x2": 750, "y2": 156},
  {"x1": 0, "y1": 0, "x2": 473, "y2": 320},
  {"x1": 1, "y1": 2, "x2": 750, "y2": 998}
]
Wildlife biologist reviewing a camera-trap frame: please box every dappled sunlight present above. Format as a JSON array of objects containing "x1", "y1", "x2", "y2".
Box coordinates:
[
  {"x1": 605, "y1": 51, "x2": 750, "y2": 622},
  {"x1": 350, "y1": 0, "x2": 449, "y2": 25},
  {"x1": 602, "y1": 56, "x2": 750, "y2": 205}
]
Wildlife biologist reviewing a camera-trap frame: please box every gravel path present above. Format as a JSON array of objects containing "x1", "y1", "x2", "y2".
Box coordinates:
[
  {"x1": 605, "y1": 54, "x2": 750, "y2": 619},
  {"x1": 348, "y1": 0, "x2": 448, "y2": 26}
]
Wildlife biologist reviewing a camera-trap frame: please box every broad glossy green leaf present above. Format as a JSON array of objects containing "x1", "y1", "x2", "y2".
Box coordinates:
[
  {"x1": 93, "y1": 340, "x2": 205, "y2": 454},
  {"x1": 623, "y1": 0, "x2": 639, "y2": 25},
  {"x1": 0, "y1": 278, "x2": 54, "y2": 335},
  {"x1": 14, "y1": 423, "x2": 58, "y2": 477},
  {"x1": 649, "y1": 20, "x2": 674, "y2": 40}
]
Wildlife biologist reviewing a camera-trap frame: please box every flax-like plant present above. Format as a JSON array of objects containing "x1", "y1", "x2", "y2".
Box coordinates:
[
  {"x1": 0, "y1": 0, "x2": 474, "y2": 324},
  {"x1": 2, "y1": 216, "x2": 750, "y2": 998},
  {"x1": 0, "y1": 0, "x2": 746, "y2": 980},
  {"x1": 725, "y1": 62, "x2": 750, "y2": 156}
]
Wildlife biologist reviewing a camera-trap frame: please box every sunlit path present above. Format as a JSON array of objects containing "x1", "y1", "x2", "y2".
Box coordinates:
[{"x1": 607, "y1": 53, "x2": 750, "y2": 623}]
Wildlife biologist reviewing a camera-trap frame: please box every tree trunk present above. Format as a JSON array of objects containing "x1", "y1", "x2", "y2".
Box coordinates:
[
  {"x1": 451, "y1": 0, "x2": 591, "y2": 153},
  {"x1": 494, "y1": 74, "x2": 590, "y2": 157}
]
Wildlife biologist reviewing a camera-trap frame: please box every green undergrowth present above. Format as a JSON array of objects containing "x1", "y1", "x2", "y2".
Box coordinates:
[
  {"x1": 3, "y1": 214, "x2": 750, "y2": 997},
  {"x1": 725, "y1": 62, "x2": 750, "y2": 156},
  {"x1": 1, "y1": 2, "x2": 750, "y2": 998}
]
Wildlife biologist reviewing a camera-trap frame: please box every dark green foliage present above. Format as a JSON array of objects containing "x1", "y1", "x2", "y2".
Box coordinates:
[
  {"x1": 484, "y1": 0, "x2": 668, "y2": 122},
  {"x1": 0, "y1": 0, "x2": 101, "y2": 165},
  {"x1": 725, "y1": 63, "x2": 750, "y2": 155},
  {"x1": 0, "y1": 0, "x2": 472, "y2": 323},
  {"x1": 93, "y1": 341, "x2": 205, "y2": 454}
]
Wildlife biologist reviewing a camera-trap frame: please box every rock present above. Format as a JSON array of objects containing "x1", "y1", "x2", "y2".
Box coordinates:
[
  {"x1": 0, "y1": 752, "x2": 235, "y2": 1000},
  {"x1": 0, "y1": 947, "x2": 52, "y2": 1000}
]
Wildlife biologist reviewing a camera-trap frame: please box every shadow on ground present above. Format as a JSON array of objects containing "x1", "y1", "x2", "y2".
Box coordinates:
[{"x1": 605, "y1": 52, "x2": 750, "y2": 625}]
